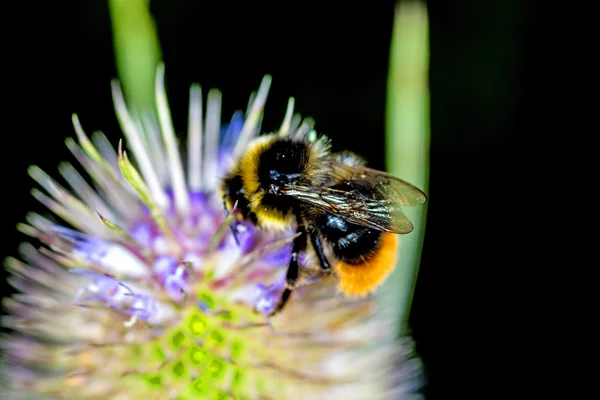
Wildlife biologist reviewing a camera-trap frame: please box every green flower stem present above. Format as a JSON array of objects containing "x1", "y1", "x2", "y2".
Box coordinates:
[
  {"x1": 382, "y1": 1, "x2": 430, "y2": 335},
  {"x1": 109, "y1": 0, "x2": 162, "y2": 114}
]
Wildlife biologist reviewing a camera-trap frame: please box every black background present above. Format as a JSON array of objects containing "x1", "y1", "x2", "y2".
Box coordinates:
[{"x1": 3, "y1": 1, "x2": 540, "y2": 398}]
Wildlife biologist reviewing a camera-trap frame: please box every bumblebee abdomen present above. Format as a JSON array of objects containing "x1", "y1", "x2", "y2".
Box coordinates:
[
  {"x1": 334, "y1": 233, "x2": 398, "y2": 297},
  {"x1": 318, "y1": 213, "x2": 382, "y2": 263},
  {"x1": 317, "y1": 213, "x2": 398, "y2": 297}
]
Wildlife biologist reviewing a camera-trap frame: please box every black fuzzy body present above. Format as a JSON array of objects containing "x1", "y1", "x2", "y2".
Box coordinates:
[{"x1": 220, "y1": 136, "x2": 384, "y2": 315}]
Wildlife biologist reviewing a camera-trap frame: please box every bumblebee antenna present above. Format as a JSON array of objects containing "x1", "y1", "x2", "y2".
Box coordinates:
[{"x1": 222, "y1": 195, "x2": 240, "y2": 246}]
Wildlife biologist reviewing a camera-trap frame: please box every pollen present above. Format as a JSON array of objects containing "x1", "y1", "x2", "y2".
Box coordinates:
[{"x1": 335, "y1": 233, "x2": 399, "y2": 297}]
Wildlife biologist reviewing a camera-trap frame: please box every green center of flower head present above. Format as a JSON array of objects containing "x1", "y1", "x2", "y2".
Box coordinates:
[{"x1": 1, "y1": 66, "x2": 422, "y2": 399}]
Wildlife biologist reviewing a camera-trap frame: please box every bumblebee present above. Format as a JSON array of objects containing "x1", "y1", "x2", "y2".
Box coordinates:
[{"x1": 221, "y1": 130, "x2": 427, "y2": 315}]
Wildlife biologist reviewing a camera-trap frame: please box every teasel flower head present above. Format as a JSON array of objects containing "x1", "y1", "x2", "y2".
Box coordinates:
[{"x1": 1, "y1": 64, "x2": 423, "y2": 399}]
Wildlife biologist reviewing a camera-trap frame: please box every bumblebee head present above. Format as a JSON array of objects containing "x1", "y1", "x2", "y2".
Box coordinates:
[
  {"x1": 238, "y1": 134, "x2": 331, "y2": 196},
  {"x1": 221, "y1": 133, "x2": 332, "y2": 230}
]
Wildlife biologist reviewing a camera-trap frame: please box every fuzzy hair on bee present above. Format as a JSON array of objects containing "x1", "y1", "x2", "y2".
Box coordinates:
[
  {"x1": 220, "y1": 120, "x2": 427, "y2": 316},
  {"x1": 221, "y1": 130, "x2": 332, "y2": 231}
]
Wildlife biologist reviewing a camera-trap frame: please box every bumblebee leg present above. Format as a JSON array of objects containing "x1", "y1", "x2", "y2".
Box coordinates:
[
  {"x1": 270, "y1": 288, "x2": 292, "y2": 316},
  {"x1": 222, "y1": 195, "x2": 240, "y2": 246},
  {"x1": 269, "y1": 224, "x2": 307, "y2": 316},
  {"x1": 310, "y1": 232, "x2": 331, "y2": 272}
]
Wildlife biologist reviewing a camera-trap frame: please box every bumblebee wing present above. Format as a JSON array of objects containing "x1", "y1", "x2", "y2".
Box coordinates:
[
  {"x1": 282, "y1": 163, "x2": 426, "y2": 234},
  {"x1": 330, "y1": 162, "x2": 427, "y2": 206},
  {"x1": 281, "y1": 185, "x2": 414, "y2": 233},
  {"x1": 281, "y1": 187, "x2": 413, "y2": 234}
]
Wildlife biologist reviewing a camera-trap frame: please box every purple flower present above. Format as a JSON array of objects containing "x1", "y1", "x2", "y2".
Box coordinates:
[
  {"x1": 1, "y1": 68, "x2": 422, "y2": 399},
  {"x1": 253, "y1": 282, "x2": 284, "y2": 315}
]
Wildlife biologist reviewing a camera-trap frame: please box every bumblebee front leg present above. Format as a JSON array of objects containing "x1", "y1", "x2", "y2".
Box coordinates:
[
  {"x1": 222, "y1": 195, "x2": 240, "y2": 246},
  {"x1": 269, "y1": 224, "x2": 307, "y2": 316}
]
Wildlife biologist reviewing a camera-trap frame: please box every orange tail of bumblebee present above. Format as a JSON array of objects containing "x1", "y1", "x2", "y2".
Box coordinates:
[{"x1": 335, "y1": 233, "x2": 399, "y2": 297}]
